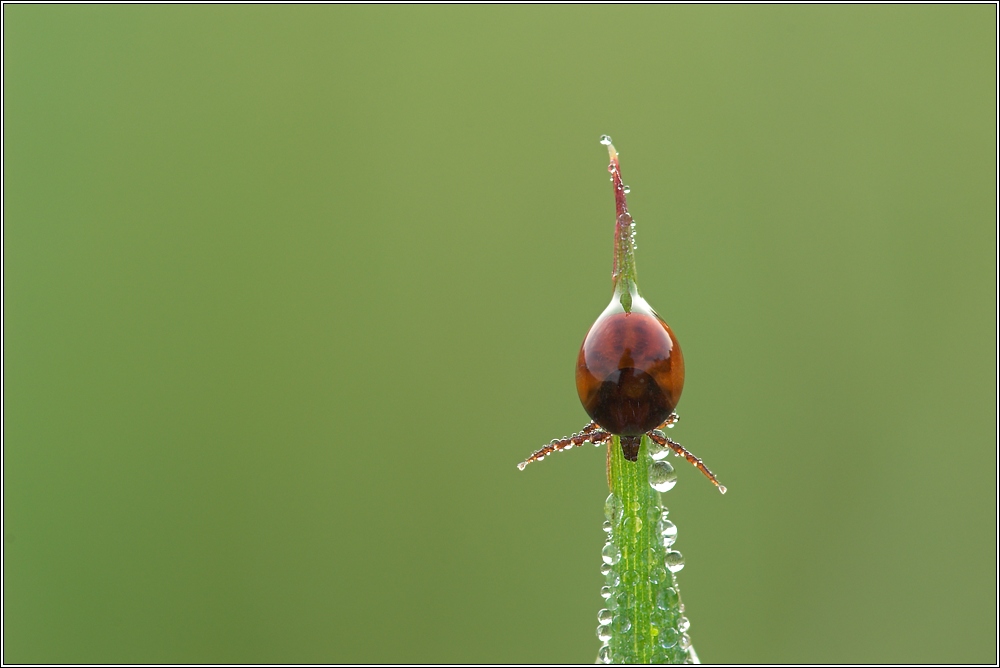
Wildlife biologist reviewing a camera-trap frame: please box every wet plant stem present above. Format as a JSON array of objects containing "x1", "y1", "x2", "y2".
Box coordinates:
[{"x1": 600, "y1": 436, "x2": 694, "y2": 663}]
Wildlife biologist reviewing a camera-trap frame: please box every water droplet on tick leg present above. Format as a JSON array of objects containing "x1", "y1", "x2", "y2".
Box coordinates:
[{"x1": 599, "y1": 134, "x2": 613, "y2": 146}]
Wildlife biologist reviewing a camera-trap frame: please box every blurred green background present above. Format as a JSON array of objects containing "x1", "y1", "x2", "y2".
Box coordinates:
[{"x1": 4, "y1": 5, "x2": 996, "y2": 664}]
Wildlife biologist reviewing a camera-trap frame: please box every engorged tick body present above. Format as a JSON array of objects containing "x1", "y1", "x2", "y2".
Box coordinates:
[
  {"x1": 517, "y1": 136, "x2": 725, "y2": 493},
  {"x1": 577, "y1": 294, "x2": 684, "y2": 438}
]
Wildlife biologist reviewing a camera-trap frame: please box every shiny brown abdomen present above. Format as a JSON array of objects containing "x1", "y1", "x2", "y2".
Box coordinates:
[{"x1": 576, "y1": 308, "x2": 684, "y2": 436}]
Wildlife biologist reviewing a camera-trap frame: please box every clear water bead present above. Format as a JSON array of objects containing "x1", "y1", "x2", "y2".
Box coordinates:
[
  {"x1": 613, "y1": 614, "x2": 632, "y2": 634},
  {"x1": 661, "y1": 519, "x2": 678, "y2": 547},
  {"x1": 677, "y1": 616, "x2": 690, "y2": 633},
  {"x1": 600, "y1": 585, "x2": 613, "y2": 599},
  {"x1": 597, "y1": 624, "x2": 612, "y2": 642},
  {"x1": 659, "y1": 626, "x2": 680, "y2": 648},
  {"x1": 598, "y1": 609, "x2": 614, "y2": 625},
  {"x1": 603, "y1": 520, "x2": 612, "y2": 534},
  {"x1": 649, "y1": 437, "x2": 671, "y2": 461},
  {"x1": 650, "y1": 461, "x2": 678, "y2": 492},
  {"x1": 680, "y1": 633, "x2": 692, "y2": 650},
  {"x1": 604, "y1": 493, "x2": 623, "y2": 522},
  {"x1": 623, "y1": 185, "x2": 631, "y2": 194},
  {"x1": 666, "y1": 550, "x2": 685, "y2": 573},
  {"x1": 599, "y1": 134, "x2": 613, "y2": 146},
  {"x1": 598, "y1": 645, "x2": 612, "y2": 664},
  {"x1": 602, "y1": 543, "x2": 621, "y2": 565},
  {"x1": 657, "y1": 586, "x2": 679, "y2": 610}
]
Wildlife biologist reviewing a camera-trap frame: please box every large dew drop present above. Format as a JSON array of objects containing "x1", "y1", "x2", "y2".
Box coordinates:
[
  {"x1": 604, "y1": 493, "x2": 623, "y2": 523},
  {"x1": 665, "y1": 550, "x2": 685, "y2": 573},
  {"x1": 660, "y1": 519, "x2": 678, "y2": 547},
  {"x1": 649, "y1": 460, "x2": 678, "y2": 492}
]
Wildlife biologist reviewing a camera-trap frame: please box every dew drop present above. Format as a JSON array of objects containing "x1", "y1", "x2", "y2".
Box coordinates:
[
  {"x1": 613, "y1": 614, "x2": 632, "y2": 634},
  {"x1": 600, "y1": 585, "x2": 613, "y2": 599},
  {"x1": 598, "y1": 608, "x2": 614, "y2": 625},
  {"x1": 633, "y1": 516, "x2": 643, "y2": 533},
  {"x1": 598, "y1": 645, "x2": 612, "y2": 664},
  {"x1": 650, "y1": 461, "x2": 678, "y2": 492},
  {"x1": 621, "y1": 569, "x2": 639, "y2": 586},
  {"x1": 646, "y1": 504, "x2": 664, "y2": 523},
  {"x1": 603, "y1": 520, "x2": 612, "y2": 534},
  {"x1": 680, "y1": 633, "x2": 692, "y2": 650},
  {"x1": 718, "y1": 485, "x2": 728, "y2": 495},
  {"x1": 661, "y1": 520, "x2": 678, "y2": 547},
  {"x1": 665, "y1": 550, "x2": 685, "y2": 573},
  {"x1": 677, "y1": 616, "x2": 691, "y2": 633},
  {"x1": 604, "y1": 493, "x2": 623, "y2": 522},
  {"x1": 599, "y1": 134, "x2": 613, "y2": 146},
  {"x1": 597, "y1": 624, "x2": 612, "y2": 643},
  {"x1": 657, "y1": 587, "x2": 679, "y2": 610},
  {"x1": 649, "y1": 437, "x2": 670, "y2": 461},
  {"x1": 600, "y1": 562, "x2": 612, "y2": 576},
  {"x1": 649, "y1": 565, "x2": 668, "y2": 584},
  {"x1": 623, "y1": 185, "x2": 631, "y2": 194},
  {"x1": 659, "y1": 626, "x2": 680, "y2": 648},
  {"x1": 602, "y1": 543, "x2": 621, "y2": 565}
]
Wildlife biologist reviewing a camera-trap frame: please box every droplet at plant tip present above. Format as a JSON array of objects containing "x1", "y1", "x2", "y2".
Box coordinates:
[{"x1": 516, "y1": 137, "x2": 726, "y2": 663}]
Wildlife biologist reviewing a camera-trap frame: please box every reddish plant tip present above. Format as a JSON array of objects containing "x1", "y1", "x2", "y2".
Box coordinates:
[
  {"x1": 604, "y1": 141, "x2": 628, "y2": 221},
  {"x1": 599, "y1": 135, "x2": 637, "y2": 292}
]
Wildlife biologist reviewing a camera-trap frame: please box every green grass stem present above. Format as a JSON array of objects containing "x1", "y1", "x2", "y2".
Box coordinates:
[{"x1": 597, "y1": 435, "x2": 696, "y2": 664}]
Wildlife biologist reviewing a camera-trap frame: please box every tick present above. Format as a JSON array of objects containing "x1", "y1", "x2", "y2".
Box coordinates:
[{"x1": 517, "y1": 136, "x2": 725, "y2": 494}]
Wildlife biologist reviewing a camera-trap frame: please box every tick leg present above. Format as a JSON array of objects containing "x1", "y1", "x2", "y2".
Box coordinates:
[
  {"x1": 648, "y1": 430, "x2": 727, "y2": 494},
  {"x1": 517, "y1": 422, "x2": 607, "y2": 470},
  {"x1": 655, "y1": 412, "x2": 680, "y2": 429}
]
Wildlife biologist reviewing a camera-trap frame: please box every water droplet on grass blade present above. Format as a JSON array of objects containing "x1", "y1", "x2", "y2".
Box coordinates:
[
  {"x1": 650, "y1": 461, "x2": 678, "y2": 492},
  {"x1": 661, "y1": 519, "x2": 678, "y2": 547}
]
